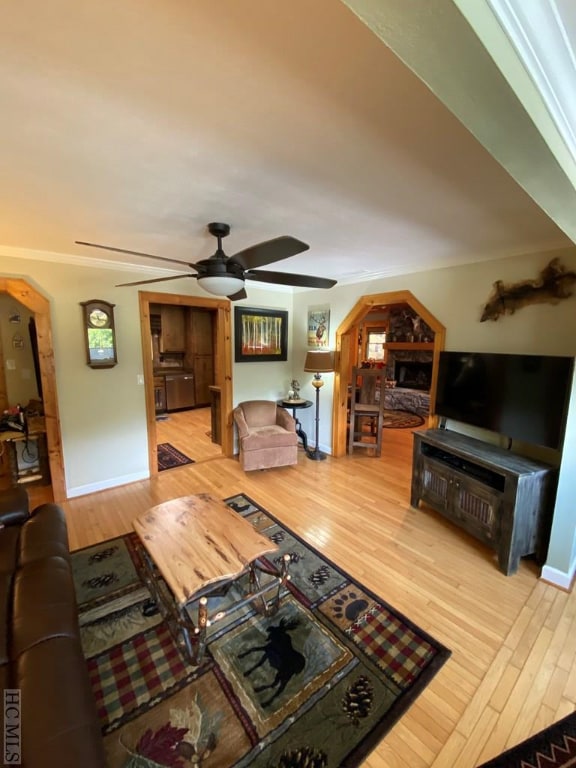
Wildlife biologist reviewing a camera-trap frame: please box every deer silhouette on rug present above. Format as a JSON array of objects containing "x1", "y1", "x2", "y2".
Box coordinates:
[{"x1": 239, "y1": 617, "x2": 306, "y2": 708}]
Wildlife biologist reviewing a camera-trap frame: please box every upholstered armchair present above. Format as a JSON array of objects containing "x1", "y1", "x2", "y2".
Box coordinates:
[{"x1": 233, "y1": 400, "x2": 298, "y2": 471}]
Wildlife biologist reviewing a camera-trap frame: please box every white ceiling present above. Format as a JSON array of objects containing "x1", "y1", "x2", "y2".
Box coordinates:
[{"x1": 1, "y1": 0, "x2": 574, "y2": 288}]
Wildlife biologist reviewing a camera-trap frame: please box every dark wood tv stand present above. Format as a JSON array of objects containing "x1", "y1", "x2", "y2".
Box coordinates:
[{"x1": 411, "y1": 429, "x2": 557, "y2": 575}]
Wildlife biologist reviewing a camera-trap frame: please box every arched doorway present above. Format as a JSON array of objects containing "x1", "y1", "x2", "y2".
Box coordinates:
[
  {"x1": 331, "y1": 290, "x2": 445, "y2": 457},
  {"x1": 0, "y1": 278, "x2": 65, "y2": 500}
]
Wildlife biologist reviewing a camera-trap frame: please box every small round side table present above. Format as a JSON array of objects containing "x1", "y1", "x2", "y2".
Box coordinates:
[{"x1": 276, "y1": 399, "x2": 313, "y2": 452}]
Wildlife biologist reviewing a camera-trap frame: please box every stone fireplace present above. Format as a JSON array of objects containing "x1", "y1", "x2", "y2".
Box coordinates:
[
  {"x1": 386, "y1": 350, "x2": 433, "y2": 392},
  {"x1": 385, "y1": 349, "x2": 433, "y2": 416},
  {"x1": 393, "y1": 360, "x2": 433, "y2": 390}
]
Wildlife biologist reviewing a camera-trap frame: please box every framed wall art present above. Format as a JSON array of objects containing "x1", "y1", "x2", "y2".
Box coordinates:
[
  {"x1": 234, "y1": 306, "x2": 288, "y2": 362},
  {"x1": 307, "y1": 306, "x2": 330, "y2": 348}
]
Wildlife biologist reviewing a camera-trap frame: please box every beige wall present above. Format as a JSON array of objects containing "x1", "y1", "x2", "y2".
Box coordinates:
[{"x1": 1, "y1": 245, "x2": 575, "y2": 582}]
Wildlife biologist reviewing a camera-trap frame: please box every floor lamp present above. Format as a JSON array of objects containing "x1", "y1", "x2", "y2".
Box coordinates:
[{"x1": 304, "y1": 350, "x2": 335, "y2": 461}]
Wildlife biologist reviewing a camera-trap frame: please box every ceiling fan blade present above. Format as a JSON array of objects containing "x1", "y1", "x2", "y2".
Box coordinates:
[
  {"x1": 245, "y1": 270, "x2": 337, "y2": 289},
  {"x1": 115, "y1": 275, "x2": 195, "y2": 287},
  {"x1": 227, "y1": 287, "x2": 248, "y2": 301},
  {"x1": 76, "y1": 240, "x2": 197, "y2": 268},
  {"x1": 230, "y1": 236, "x2": 309, "y2": 270}
]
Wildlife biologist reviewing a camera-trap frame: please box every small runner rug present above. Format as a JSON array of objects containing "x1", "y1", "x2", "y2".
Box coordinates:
[
  {"x1": 72, "y1": 493, "x2": 450, "y2": 768},
  {"x1": 157, "y1": 442, "x2": 194, "y2": 471},
  {"x1": 478, "y1": 711, "x2": 576, "y2": 768}
]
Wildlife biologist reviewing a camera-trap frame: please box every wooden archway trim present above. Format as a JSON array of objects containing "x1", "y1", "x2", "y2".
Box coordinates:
[
  {"x1": 138, "y1": 291, "x2": 234, "y2": 475},
  {"x1": 0, "y1": 278, "x2": 66, "y2": 500},
  {"x1": 332, "y1": 290, "x2": 445, "y2": 457}
]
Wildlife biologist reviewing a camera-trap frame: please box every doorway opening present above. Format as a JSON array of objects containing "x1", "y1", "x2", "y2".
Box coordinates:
[
  {"x1": 138, "y1": 291, "x2": 234, "y2": 475},
  {"x1": 331, "y1": 290, "x2": 445, "y2": 457},
  {"x1": 0, "y1": 279, "x2": 65, "y2": 500}
]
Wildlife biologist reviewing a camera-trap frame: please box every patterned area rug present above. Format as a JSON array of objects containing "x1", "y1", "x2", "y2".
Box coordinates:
[
  {"x1": 157, "y1": 442, "x2": 194, "y2": 471},
  {"x1": 72, "y1": 494, "x2": 450, "y2": 767},
  {"x1": 382, "y1": 409, "x2": 425, "y2": 429},
  {"x1": 478, "y1": 711, "x2": 576, "y2": 767}
]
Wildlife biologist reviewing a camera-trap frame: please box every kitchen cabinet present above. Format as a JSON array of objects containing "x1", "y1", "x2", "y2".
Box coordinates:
[
  {"x1": 194, "y1": 354, "x2": 214, "y2": 406},
  {"x1": 187, "y1": 310, "x2": 214, "y2": 355},
  {"x1": 152, "y1": 305, "x2": 186, "y2": 352},
  {"x1": 184, "y1": 310, "x2": 215, "y2": 405},
  {"x1": 411, "y1": 429, "x2": 557, "y2": 575}
]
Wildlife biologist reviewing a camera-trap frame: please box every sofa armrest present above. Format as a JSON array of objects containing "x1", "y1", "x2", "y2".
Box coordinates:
[
  {"x1": 0, "y1": 487, "x2": 30, "y2": 527},
  {"x1": 233, "y1": 407, "x2": 250, "y2": 439},
  {"x1": 276, "y1": 408, "x2": 296, "y2": 432}
]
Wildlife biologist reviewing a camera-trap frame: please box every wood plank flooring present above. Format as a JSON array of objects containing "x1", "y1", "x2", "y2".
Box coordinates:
[
  {"x1": 155, "y1": 406, "x2": 222, "y2": 463},
  {"x1": 46, "y1": 409, "x2": 576, "y2": 767}
]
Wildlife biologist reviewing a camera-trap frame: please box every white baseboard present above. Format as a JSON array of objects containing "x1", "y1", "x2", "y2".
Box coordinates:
[
  {"x1": 540, "y1": 563, "x2": 576, "y2": 591},
  {"x1": 66, "y1": 470, "x2": 150, "y2": 499}
]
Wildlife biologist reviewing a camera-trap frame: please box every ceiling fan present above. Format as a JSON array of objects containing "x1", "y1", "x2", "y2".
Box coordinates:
[{"x1": 75, "y1": 222, "x2": 337, "y2": 300}]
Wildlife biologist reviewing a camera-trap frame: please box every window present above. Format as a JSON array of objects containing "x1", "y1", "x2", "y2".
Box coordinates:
[{"x1": 366, "y1": 330, "x2": 387, "y2": 361}]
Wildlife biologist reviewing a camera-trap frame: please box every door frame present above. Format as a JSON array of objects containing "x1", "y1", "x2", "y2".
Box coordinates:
[
  {"x1": 331, "y1": 290, "x2": 445, "y2": 457},
  {"x1": 0, "y1": 278, "x2": 66, "y2": 500},
  {"x1": 138, "y1": 291, "x2": 234, "y2": 474}
]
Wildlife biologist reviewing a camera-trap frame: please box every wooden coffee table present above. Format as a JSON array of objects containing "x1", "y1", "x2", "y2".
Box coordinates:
[{"x1": 133, "y1": 493, "x2": 290, "y2": 664}]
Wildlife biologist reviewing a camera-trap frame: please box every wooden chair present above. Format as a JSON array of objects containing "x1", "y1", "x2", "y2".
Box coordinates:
[{"x1": 348, "y1": 367, "x2": 386, "y2": 457}]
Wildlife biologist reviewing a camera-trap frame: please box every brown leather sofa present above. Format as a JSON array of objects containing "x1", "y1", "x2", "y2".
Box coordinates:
[
  {"x1": 0, "y1": 487, "x2": 105, "y2": 768},
  {"x1": 233, "y1": 400, "x2": 298, "y2": 471}
]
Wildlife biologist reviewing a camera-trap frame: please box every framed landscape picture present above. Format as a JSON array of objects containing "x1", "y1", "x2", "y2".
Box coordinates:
[
  {"x1": 307, "y1": 306, "x2": 330, "y2": 348},
  {"x1": 234, "y1": 306, "x2": 288, "y2": 362}
]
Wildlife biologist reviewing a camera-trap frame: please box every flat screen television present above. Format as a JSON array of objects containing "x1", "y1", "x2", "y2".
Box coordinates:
[{"x1": 435, "y1": 352, "x2": 574, "y2": 450}]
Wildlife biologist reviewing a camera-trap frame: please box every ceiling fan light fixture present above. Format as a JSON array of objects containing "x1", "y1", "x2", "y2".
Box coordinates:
[{"x1": 197, "y1": 274, "x2": 245, "y2": 296}]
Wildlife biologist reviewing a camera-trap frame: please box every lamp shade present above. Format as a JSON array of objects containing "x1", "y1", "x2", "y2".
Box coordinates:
[
  {"x1": 197, "y1": 275, "x2": 244, "y2": 296},
  {"x1": 304, "y1": 350, "x2": 335, "y2": 373}
]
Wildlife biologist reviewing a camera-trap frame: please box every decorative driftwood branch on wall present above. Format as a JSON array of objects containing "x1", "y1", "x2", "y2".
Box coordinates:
[{"x1": 480, "y1": 258, "x2": 576, "y2": 322}]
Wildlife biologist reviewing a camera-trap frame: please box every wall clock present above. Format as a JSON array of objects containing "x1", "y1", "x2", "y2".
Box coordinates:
[{"x1": 80, "y1": 299, "x2": 118, "y2": 368}]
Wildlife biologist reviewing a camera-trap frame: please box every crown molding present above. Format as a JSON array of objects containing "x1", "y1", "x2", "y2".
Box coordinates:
[
  {"x1": 486, "y1": 0, "x2": 576, "y2": 166},
  {"x1": 0, "y1": 244, "x2": 184, "y2": 275}
]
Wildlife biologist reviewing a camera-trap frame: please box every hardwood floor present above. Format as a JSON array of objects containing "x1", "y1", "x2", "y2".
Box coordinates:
[
  {"x1": 55, "y1": 413, "x2": 575, "y2": 768},
  {"x1": 155, "y1": 406, "x2": 223, "y2": 463}
]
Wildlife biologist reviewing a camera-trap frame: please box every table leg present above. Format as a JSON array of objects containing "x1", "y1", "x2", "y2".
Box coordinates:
[
  {"x1": 138, "y1": 548, "x2": 207, "y2": 664},
  {"x1": 249, "y1": 554, "x2": 291, "y2": 616},
  {"x1": 292, "y1": 409, "x2": 309, "y2": 452},
  {"x1": 186, "y1": 597, "x2": 208, "y2": 664},
  {"x1": 137, "y1": 551, "x2": 291, "y2": 666},
  {"x1": 269, "y1": 554, "x2": 290, "y2": 613}
]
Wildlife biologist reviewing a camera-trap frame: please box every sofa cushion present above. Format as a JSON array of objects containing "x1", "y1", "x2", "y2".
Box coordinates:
[
  {"x1": 0, "y1": 526, "x2": 22, "y2": 573},
  {"x1": 242, "y1": 424, "x2": 298, "y2": 451},
  {"x1": 239, "y1": 400, "x2": 278, "y2": 428},
  {"x1": 0, "y1": 572, "x2": 13, "y2": 665},
  {"x1": 0, "y1": 487, "x2": 29, "y2": 526},
  {"x1": 12, "y1": 556, "x2": 79, "y2": 657},
  {"x1": 18, "y1": 637, "x2": 107, "y2": 768},
  {"x1": 18, "y1": 503, "x2": 70, "y2": 565}
]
